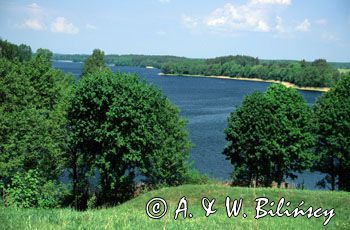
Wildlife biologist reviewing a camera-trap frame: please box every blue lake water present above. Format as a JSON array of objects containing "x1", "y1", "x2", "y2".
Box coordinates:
[{"x1": 53, "y1": 61, "x2": 325, "y2": 190}]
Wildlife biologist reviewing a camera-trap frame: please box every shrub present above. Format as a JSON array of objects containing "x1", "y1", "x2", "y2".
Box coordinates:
[{"x1": 5, "y1": 170, "x2": 68, "y2": 208}]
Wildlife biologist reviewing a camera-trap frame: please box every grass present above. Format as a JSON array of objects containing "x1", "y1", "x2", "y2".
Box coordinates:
[
  {"x1": 338, "y1": 68, "x2": 350, "y2": 74},
  {"x1": 1, "y1": 184, "x2": 349, "y2": 229}
]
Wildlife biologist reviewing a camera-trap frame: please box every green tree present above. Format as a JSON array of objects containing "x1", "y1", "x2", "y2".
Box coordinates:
[
  {"x1": 0, "y1": 39, "x2": 32, "y2": 62},
  {"x1": 5, "y1": 169, "x2": 68, "y2": 208},
  {"x1": 81, "y1": 49, "x2": 107, "y2": 76},
  {"x1": 224, "y1": 84, "x2": 315, "y2": 186},
  {"x1": 0, "y1": 49, "x2": 72, "y2": 187},
  {"x1": 68, "y1": 70, "x2": 190, "y2": 208},
  {"x1": 313, "y1": 75, "x2": 350, "y2": 191}
]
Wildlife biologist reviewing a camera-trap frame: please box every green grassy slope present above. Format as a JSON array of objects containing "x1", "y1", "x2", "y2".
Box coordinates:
[
  {"x1": 1, "y1": 184, "x2": 349, "y2": 229},
  {"x1": 338, "y1": 68, "x2": 350, "y2": 74}
]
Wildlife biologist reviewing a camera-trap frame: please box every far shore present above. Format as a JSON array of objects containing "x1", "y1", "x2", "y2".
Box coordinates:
[{"x1": 158, "y1": 73, "x2": 330, "y2": 92}]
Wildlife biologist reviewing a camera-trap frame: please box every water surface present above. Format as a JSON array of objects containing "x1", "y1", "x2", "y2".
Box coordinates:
[{"x1": 53, "y1": 61, "x2": 324, "y2": 189}]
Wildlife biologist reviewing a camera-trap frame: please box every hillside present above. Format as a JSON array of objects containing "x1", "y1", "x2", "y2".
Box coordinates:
[{"x1": 1, "y1": 184, "x2": 349, "y2": 229}]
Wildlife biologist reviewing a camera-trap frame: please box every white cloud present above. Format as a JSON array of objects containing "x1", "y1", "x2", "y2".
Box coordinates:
[
  {"x1": 21, "y1": 18, "x2": 45, "y2": 30},
  {"x1": 207, "y1": 17, "x2": 227, "y2": 26},
  {"x1": 51, "y1": 17, "x2": 79, "y2": 34},
  {"x1": 17, "y1": 2, "x2": 46, "y2": 31},
  {"x1": 249, "y1": 0, "x2": 291, "y2": 5},
  {"x1": 158, "y1": 0, "x2": 170, "y2": 3},
  {"x1": 295, "y1": 19, "x2": 310, "y2": 32},
  {"x1": 28, "y1": 3, "x2": 41, "y2": 11},
  {"x1": 257, "y1": 21, "x2": 269, "y2": 32},
  {"x1": 272, "y1": 16, "x2": 296, "y2": 39},
  {"x1": 206, "y1": 3, "x2": 270, "y2": 32},
  {"x1": 86, "y1": 23, "x2": 97, "y2": 30},
  {"x1": 182, "y1": 15, "x2": 198, "y2": 29},
  {"x1": 26, "y1": 2, "x2": 45, "y2": 17},
  {"x1": 28, "y1": 3, "x2": 40, "y2": 9},
  {"x1": 13, "y1": 3, "x2": 81, "y2": 35}
]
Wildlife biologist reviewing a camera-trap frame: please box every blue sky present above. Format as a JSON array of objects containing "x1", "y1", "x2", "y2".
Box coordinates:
[{"x1": 1, "y1": 0, "x2": 349, "y2": 61}]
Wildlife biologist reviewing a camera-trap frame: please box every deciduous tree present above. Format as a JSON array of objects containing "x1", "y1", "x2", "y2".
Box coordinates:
[
  {"x1": 68, "y1": 69, "x2": 190, "y2": 207},
  {"x1": 313, "y1": 75, "x2": 350, "y2": 191},
  {"x1": 81, "y1": 49, "x2": 107, "y2": 76},
  {"x1": 224, "y1": 84, "x2": 315, "y2": 186}
]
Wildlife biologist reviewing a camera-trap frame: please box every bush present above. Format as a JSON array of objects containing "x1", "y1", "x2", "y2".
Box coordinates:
[
  {"x1": 87, "y1": 194, "x2": 97, "y2": 210},
  {"x1": 184, "y1": 168, "x2": 213, "y2": 185},
  {"x1": 5, "y1": 170, "x2": 69, "y2": 208}
]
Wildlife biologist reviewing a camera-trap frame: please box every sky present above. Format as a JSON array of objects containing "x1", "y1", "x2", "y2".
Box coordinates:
[{"x1": 1, "y1": 0, "x2": 350, "y2": 62}]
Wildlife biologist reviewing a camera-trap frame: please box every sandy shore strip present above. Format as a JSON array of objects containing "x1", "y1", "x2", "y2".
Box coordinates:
[{"x1": 158, "y1": 73, "x2": 330, "y2": 92}]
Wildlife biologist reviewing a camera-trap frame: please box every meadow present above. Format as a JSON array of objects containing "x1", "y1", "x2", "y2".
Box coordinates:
[
  {"x1": 1, "y1": 184, "x2": 349, "y2": 230},
  {"x1": 338, "y1": 68, "x2": 350, "y2": 74}
]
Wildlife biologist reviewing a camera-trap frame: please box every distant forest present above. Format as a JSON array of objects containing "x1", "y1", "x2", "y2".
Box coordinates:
[
  {"x1": 53, "y1": 53, "x2": 350, "y2": 87},
  {"x1": 53, "y1": 53, "x2": 193, "y2": 68}
]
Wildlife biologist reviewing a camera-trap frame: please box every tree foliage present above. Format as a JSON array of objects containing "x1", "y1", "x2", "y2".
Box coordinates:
[
  {"x1": 53, "y1": 53, "x2": 194, "y2": 69},
  {"x1": 224, "y1": 84, "x2": 315, "y2": 186},
  {"x1": 68, "y1": 68, "x2": 190, "y2": 207},
  {"x1": 161, "y1": 57, "x2": 340, "y2": 88},
  {"x1": 54, "y1": 52, "x2": 344, "y2": 88},
  {"x1": 2, "y1": 37, "x2": 350, "y2": 211},
  {"x1": 81, "y1": 49, "x2": 107, "y2": 76},
  {"x1": 5, "y1": 170, "x2": 68, "y2": 208},
  {"x1": 0, "y1": 39, "x2": 32, "y2": 62},
  {"x1": 0, "y1": 49, "x2": 73, "y2": 186},
  {"x1": 206, "y1": 55, "x2": 259, "y2": 66},
  {"x1": 313, "y1": 75, "x2": 350, "y2": 191}
]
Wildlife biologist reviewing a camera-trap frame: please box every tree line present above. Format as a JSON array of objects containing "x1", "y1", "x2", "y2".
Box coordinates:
[
  {"x1": 53, "y1": 53, "x2": 192, "y2": 69},
  {"x1": 0, "y1": 39, "x2": 32, "y2": 62},
  {"x1": 53, "y1": 52, "x2": 349, "y2": 88},
  {"x1": 53, "y1": 52, "x2": 350, "y2": 70},
  {"x1": 0, "y1": 40, "x2": 349, "y2": 211},
  {"x1": 161, "y1": 56, "x2": 342, "y2": 88}
]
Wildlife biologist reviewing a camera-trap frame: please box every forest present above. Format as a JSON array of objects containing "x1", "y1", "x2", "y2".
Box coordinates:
[
  {"x1": 53, "y1": 53, "x2": 194, "y2": 69},
  {"x1": 52, "y1": 53, "x2": 349, "y2": 87},
  {"x1": 160, "y1": 56, "x2": 342, "y2": 87}
]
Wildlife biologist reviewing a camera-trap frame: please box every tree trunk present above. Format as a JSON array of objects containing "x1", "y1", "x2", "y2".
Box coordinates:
[
  {"x1": 338, "y1": 161, "x2": 348, "y2": 191},
  {"x1": 331, "y1": 157, "x2": 335, "y2": 191},
  {"x1": 72, "y1": 151, "x2": 78, "y2": 210}
]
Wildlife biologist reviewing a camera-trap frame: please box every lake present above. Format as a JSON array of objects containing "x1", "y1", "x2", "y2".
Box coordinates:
[{"x1": 53, "y1": 61, "x2": 325, "y2": 190}]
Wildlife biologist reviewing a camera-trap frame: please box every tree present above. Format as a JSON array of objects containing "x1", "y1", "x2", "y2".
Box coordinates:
[
  {"x1": 81, "y1": 49, "x2": 107, "y2": 76},
  {"x1": 313, "y1": 75, "x2": 350, "y2": 191},
  {"x1": 0, "y1": 49, "x2": 72, "y2": 187},
  {"x1": 224, "y1": 84, "x2": 315, "y2": 186},
  {"x1": 68, "y1": 69, "x2": 190, "y2": 208},
  {"x1": 0, "y1": 39, "x2": 32, "y2": 62}
]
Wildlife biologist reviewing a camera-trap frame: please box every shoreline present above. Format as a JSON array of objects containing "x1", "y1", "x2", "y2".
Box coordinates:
[{"x1": 158, "y1": 73, "x2": 330, "y2": 92}]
